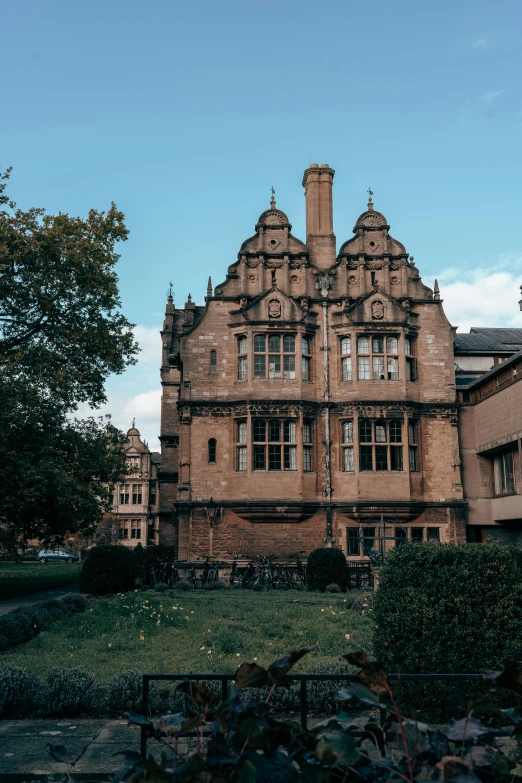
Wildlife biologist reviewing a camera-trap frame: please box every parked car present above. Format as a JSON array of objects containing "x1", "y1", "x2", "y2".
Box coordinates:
[{"x1": 37, "y1": 549, "x2": 79, "y2": 563}]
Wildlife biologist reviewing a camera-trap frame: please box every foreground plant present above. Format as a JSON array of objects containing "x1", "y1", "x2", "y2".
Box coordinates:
[{"x1": 49, "y1": 650, "x2": 522, "y2": 781}]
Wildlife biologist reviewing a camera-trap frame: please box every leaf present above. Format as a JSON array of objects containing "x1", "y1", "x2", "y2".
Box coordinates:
[
  {"x1": 178, "y1": 714, "x2": 205, "y2": 736},
  {"x1": 177, "y1": 680, "x2": 217, "y2": 705},
  {"x1": 465, "y1": 745, "x2": 498, "y2": 769},
  {"x1": 153, "y1": 712, "x2": 185, "y2": 735},
  {"x1": 344, "y1": 651, "x2": 389, "y2": 694},
  {"x1": 335, "y1": 682, "x2": 380, "y2": 706},
  {"x1": 443, "y1": 717, "x2": 490, "y2": 741},
  {"x1": 267, "y1": 647, "x2": 312, "y2": 684},
  {"x1": 237, "y1": 758, "x2": 257, "y2": 783},
  {"x1": 123, "y1": 711, "x2": 153, "y2": 729},
  {"x1": 235, "y1": 662, "x2": 270, "y2": 688},
  {"x1": 315, "y1": 730, "x2": 361, "y2": 767},
  {"x1": 485, "y1": 667, "x2": 522, "y2": 696},
  {"x1": 47, "y1": 744, "x2": 81, "y2": 765}
]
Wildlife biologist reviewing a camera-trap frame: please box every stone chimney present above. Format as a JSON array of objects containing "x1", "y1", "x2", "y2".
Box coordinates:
[{"x1": 302, "y1": 163, "x2": 336, "y2": 270}]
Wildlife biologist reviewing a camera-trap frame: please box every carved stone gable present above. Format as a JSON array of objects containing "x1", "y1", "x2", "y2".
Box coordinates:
[
  {"x1": 268, "y1": 299, "x2": 282, "y2": 319},
  {"x1": 371, "y1": 300, "x2": 385, "y2": 320}
]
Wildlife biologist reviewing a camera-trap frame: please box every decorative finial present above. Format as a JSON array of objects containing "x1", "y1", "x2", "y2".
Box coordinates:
[
  {"x1": 187, "y1": 293, "x2": 192, "y2": 303},
  {"x1": 167, "y1": 281, "x2": 174, "y2": 300},
  {"x1": 270, "y1": 185, "x2": 276, "y2": 209},
  {"x1": 132, "y1": 417, "x2": 135, "y2": 428},
  {"x1": 434, "y1": 279, "x2": 440, "y2": 300},
  {"x1": 367, "y1": 187, "x2": 374, "y2": 210},
  {"x1": 207, "y1": 276, "x2": 212, "y2": 297}
]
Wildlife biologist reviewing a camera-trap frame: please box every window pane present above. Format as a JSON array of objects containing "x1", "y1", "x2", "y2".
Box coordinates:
[
  {"x1": 376, "y1": 446, "x2": 388, "y2": 470},
  {"x1": 269, "y1": 445, "x2": 281, "y2": 470},
  {"x1": 387, "y1": 336, "x2": 398, "y2": 354},
  {"x1": 238, "y1": 335, "x2": 248, "y2": 354},
  {"x1": 343, "y1": 446, "x2": 354, "y2": 471},
  {"x1": 359, "y1": 420, "x2": 372, "y2": 442},
  {"x1": 372, "y1": 336, "x2": 384, "y2": 353},
  {"x1": 347, "y1": 528, "x2": 359, "y2": 556},
  {"x1": 303, "y1": 421, "x2": 312, "y2": 443},
  {"x1": 373, "y1": 356, "x2": 385, "y2": 379},
  {"x1": 268, "y1": 354, "x2": 281, "y2": 378},
  {"x1": 342, "y1": 421, "x2": 353, "y2": 443},
  {"x1": 303, "y1": 445, "x2": 312, "y2": 471},
  {"x1": 302, "y1": 336, "x2": 310, "y2": 355},
  {"x1": 395, "y1": 527, "x2": 407, "y2": 547},
  {"x1": 210, "y1": 350, "x2": 217, "y2": 371},
  {"x1": 409, "y1": 446, "x2": 418, "y2": 472},
  {"x1": 284, "y1": 420, "x2": 296, "y2": 442},
  {"x1": 253, "y1": 445, "x2": 266, "y2": 470},
  {"x1": 268, "y1": 334, "x2": 280, "y2": 352},
  {"x1": 387, "y1": 356, "x2": 399, "y2": 380},
  {"x1": 208, "y1": 439, "x2": 216, "y2": 463},
  {"x1": 405, "y1": 337, "x2": 412, "y2": 356},
  {"x1": 283, "y1": 354, "x2": 296, "y2": 379},
  {"x1": 284, "y1": 445, "x2": 297, "y2": 470},
  {"x1": 341, "y1": 337, "x2": 351, "y2": 355},
  {"x1": 283, "y1": 334, "x2": 295, "y2": 353},
  {"x1": 362, "y1": 527, "x2": 375, "y2": 552},
  {"x1": 342, "y1": 356, "x2": 352, "y2": 381},
  {"x1": 406, "y1": 360, "x2": 412, "y2": 381},
  {"x1": 237, "y1": 446, "x2": 247, "y2": 471},
  {"x1": 237, "y1": 421, "x2": 247, "y2": 443},
  {"x1": 391, "y1": 446, "x2": 403, "y2": 471},
  {"x1": 427, "y1": 528, "x2": 440, "y2": 542},
  {"x1": 408, "y1": 422, "x2": 417, "y2": 445},
  {"x1": 254, "y1": 355, "x2": 266, "y2": 378},
  {"x1": 238, "y1": 356, "x2": 247, "y2": 380},
  {"x1": 269, "y1": 420, "x2": 281, "y2": 442},
  {"x1": 360, "y1": 445, "x2": 373, "y2": 470},
  {"x1": 375, "y1": 423, "x2": 387, "y2": 443},
  {"x1": 254, "y1": 334, "x2": 266, "y2": 352},
  {"x1": 390, "y1": 420, "x2": 402, "y2": 443},
  {"x1": 358, "y1": 336, "x2": 369, "y2": 354},
  {"x1": 411, "y1": 527, "x2": 423, "y2": 541},
  {"x1": 358, "y1": 356, "x2": 371, "y2": 380},
  {"x1": 302, "y1": 356, "x2": 311, "y2": 380},
  {"x1": 253, "y1": 419, "x2": 266, "y2": 442}
]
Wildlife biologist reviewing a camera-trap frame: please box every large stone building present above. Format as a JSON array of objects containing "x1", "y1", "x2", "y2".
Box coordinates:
[{"x1": 159, "y1": 164, "x2": 468, "y2": 559}]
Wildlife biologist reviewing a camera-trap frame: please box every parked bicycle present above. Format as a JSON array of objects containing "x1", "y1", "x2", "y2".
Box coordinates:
[
  {"x1": 201, "y1": 555, "x2": 219, "y2": 585},
  {"x1": 228, "y1": 553, "x2": 242, "y2": 585}
]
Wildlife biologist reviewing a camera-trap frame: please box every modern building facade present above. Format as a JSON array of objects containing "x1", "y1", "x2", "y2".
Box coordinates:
[{"x1": 159, "y1": 165, "x2": 468, "y2": 559}]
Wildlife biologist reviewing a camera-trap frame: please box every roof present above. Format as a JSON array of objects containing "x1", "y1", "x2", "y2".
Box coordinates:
[
  {"x1": 460, "y1": 347, "x2": 522, "y2": 390},
  {"x1": 454, "y1": 327, "x2": 522, "y2": 353},
  {"x1": 151, "y1": 452, "x2": 161, "y2": 465}
]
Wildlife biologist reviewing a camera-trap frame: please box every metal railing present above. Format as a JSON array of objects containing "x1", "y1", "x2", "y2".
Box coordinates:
[{"x1": 139, "y1": 672, "x2": 486, "y2": 756}]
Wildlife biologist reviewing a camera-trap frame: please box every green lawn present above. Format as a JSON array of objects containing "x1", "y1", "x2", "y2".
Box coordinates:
[
  {"x1": 1, "y1": 589, "x2": 374, "y2": 680},
  {"x1": 0, "y1": 562, "x2": 82, "y2": 600}
]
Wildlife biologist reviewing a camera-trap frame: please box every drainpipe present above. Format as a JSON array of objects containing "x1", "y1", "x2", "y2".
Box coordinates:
[{"x1": 320, "y1": 276, "x2": 334, "y2": 546}]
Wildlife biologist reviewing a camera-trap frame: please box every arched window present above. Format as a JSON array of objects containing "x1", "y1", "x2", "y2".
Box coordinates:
[
  {"x1": 208, "y1": 438, "x2": 216, "y2": 463},
  {"x1": 210, "y1": 350, "x2": 217, "y2": 374}
]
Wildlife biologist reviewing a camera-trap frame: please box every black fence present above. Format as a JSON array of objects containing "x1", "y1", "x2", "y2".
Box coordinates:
[
  {"x1": 346, "y1": 561, "x2": 374, "y2": 589},
  {"x1": 139, "y1": 672, "x2": 485, "y2": 756}
]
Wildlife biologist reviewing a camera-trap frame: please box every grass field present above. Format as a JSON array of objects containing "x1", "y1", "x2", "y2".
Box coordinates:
[
  {"x1": 0, "y1": 562, "x2": 82, "y2": 600},
  {"x1": 1, "y1": 589, "x2": 374, "y2": 679}
]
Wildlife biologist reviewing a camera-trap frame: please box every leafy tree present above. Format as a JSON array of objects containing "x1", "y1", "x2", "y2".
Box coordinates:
[{"x1": 0, "y1": 168, "x2": 138, "y2": 541}]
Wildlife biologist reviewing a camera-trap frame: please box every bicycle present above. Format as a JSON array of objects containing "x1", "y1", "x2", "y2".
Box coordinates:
[{"x1": 228, "y1": 553, "x2": 242, "y2": 585}]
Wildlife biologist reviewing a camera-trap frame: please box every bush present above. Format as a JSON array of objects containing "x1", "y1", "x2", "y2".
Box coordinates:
[
  {"x1": 0, "y1": 665, "x2": 40, "y2": 717},
  {"x1": 374, "y1": 542, "x2": 522, "y2": 719},
  {"x1": 176, "y1": 579, "x2": 193, "y2": 591},
  {"x1": 306, "y1": 548, "x2": 349, "y2": 592},
  {"x1": 203, "y1": 580, "x2": 227, "y2": 590},
  {"x1": 105, "y1": 671, "x2": 143, "y2": 715},
  {"x1": 154, "y1": 582, "x2": 169, "y2": 592},
  {"x1": 40, "y1": 667, "x2": 95, "y2": 717},
  {"x1": 80, "y1": 545, "x2": 137, "y2": 595},
  {"x1": 59, "y1": 593, "x2": 89, "y2": 613},
  {"x1": 325, "y1": 583, "x2": 342, "y2": 593},
  {"x1": 0, "y1": 608, "x2": 37, "y2": 649}
]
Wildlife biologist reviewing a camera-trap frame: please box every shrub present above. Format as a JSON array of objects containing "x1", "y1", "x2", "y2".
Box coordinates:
[
  {"x1": 40, "y1": 667, "x2": 95, "y2": 717},
  {"x1": 176, "y1": 579, "x2": 193, "y2": 591},
  {"x1": 343, "y1": 591, "x2": 373, "y2": 613},
  {"x1": 306, "y1": 548, "x2": 349, "y2": 592},
  {"x1": 374, "y1": 542, "x2": 522, "y2": 719},
  {"x1": 80, "y1": 545, "x2": 137, "y2": 595},
  {"x1": 0, "y1": 608, "x2": 36, "y2": 648},
  {"x1": 59, "y1": 593, "x2": 89, "y2": 613},
  {"x1": 105, "y1": 671, "x2": 143, "y2": 715},
  {"x1": 0, "y1": 665, "x2": 40, "y2": 718},
  {"x1": 203, "y1": 580, "x2": 227, "y2": 590},
  {"x1": 154, "y1": 582, "x2": 169, "y2": 592},
  {"x1": 325, "y1": 583, "x2": 342, "y2": 593}
]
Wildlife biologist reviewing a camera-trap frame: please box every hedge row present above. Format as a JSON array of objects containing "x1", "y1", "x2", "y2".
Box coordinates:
[{"x1": 0, "y1": 593, "x2": 88, "y2": 652}]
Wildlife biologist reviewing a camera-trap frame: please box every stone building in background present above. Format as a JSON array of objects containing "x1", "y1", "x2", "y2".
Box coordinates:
[
  {"x1": 159, "y1": 165, "x2": 467, "y2": 559},
  {"x1": 106, "y1": 423, "x2": 160, "y2": 547}
]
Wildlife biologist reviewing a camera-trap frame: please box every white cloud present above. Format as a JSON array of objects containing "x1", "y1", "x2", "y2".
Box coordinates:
[
  {"x1": 438, "y1": 255, "x2": 522, "y2": 332},
  {"x1": 472, "y1": 37, "x2": 495, "y2": 51},
  {"x1": 458, "y1": 88, "x2": 506, "y2": 126}
]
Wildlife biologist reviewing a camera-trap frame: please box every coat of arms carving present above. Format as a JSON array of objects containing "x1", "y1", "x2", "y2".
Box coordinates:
[
  {"x1": 371, "y1": 300, "x2": 385, "y2": 320},
  {"x1": 268, "y1": 299, "x2": 282, "y2": 318}
]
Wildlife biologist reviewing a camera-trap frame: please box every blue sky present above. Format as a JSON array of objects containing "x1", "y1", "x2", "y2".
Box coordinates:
[{"x1": 3, "y1": 0, "x2": 522, "y2": 448}]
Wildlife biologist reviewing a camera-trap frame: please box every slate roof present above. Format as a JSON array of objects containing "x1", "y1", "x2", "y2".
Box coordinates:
[
  {"x1": 462, "y1": 347, "x2": 522, "y2": 390},
  {"x1": 454, "y1": 327, "x2": 522, "y2": 353},
  {"x1": 151, "y1": 452, "x2": 161, "y2": 465}
]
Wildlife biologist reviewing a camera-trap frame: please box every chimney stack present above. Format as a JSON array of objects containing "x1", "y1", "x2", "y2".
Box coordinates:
[{"x1": 302, "y1": 163, "x2": 336, "y2": 270}]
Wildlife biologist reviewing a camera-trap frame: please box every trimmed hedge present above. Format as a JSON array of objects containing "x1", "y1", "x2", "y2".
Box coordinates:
[
  {"x1": 80, "y1": 545, "x2": 137, "y2": 595},
  {"x1": 374, "y1": 541, "x2": 522, "y2": 719},
  {"x1": 306, "y1": 548, "x2": 349, "y2": 592}
]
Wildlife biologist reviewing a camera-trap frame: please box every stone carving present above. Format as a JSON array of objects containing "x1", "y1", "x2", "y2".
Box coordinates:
[
  {"x1": 246, "y1": 260, "x2": 259, "y2": 268},
  {"x1": 179, "y1": 458, "x2": 191, "y2": 467},
  {"x1": 248, "y1": 274, "x2": 256, "y2": 282},
  {"x1": 265, "y1": 260, "x2": 283, "y2": 268},
  {"x1": 367, "y1": 262, "x2": 383, "y2": 270},
  {"x1": 391, "y1": 276, "x2": 400, "y2": 285},
  {"x1": 358, "y1": 211, "x2": 386, "y2": 226},
  {"x1": 268, "y1": 299, "x2": 282, "y2": 318},
  {"x1": 389, "y1": 262, "x2": 400, "y2": 271},
  {"x1": 263, "y1": 211, "x2": 285, "y2": 225},
  {"x1": 348, "y1": 275, "x2": 358, "y2": 285},
  {"x1": 290, "y1": 274, "x2": 299, "y2": 282},
  {"x1": 371, "y1": 300, "x2": 385, "y2": 320},
  {"x1": 289, "y1": 260, "x2": 306, "y2": 269}
]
